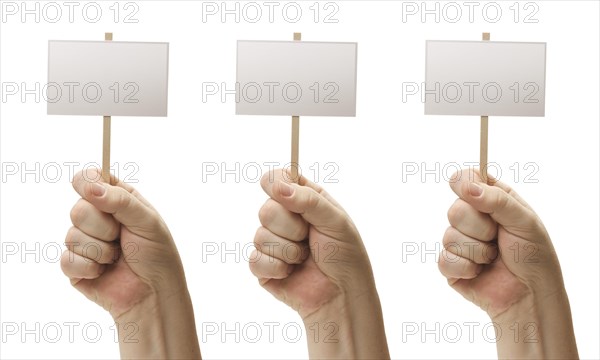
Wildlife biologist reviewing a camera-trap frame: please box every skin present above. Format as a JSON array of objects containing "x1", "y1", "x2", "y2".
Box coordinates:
[
  {"x1": 249, "y1": 169, "x2": 390, "y2": 359},
  {"x1": 59, "y1": 166, "x2": 578, "y2": 359},
  {"x1": 60, "y1": 168, "x2": 201, "y2": 359},
  {"x1": 438, "y1": 169, "x2": 578, "y2": 359}
]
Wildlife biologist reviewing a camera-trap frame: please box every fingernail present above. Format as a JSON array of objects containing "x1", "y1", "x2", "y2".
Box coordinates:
[
  {"x1": 468, "y1": 183, "x2": 483, "y2": 197},
  {"x1": 280, "y1": 181, "x2": 294, "y2": 198},
  {"x1": 91, "y1": 182, "x2": 106, "y2": 197}
]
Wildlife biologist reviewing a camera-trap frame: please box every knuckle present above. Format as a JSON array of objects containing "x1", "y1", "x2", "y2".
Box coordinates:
[
  {"x1": 290, "y1": 230, "x2": 304, "y2": 243},
  {"x1": 60, "y1": 250, "x2": 74, "y2": 274},
  {"x1": 64, "y1": 227, "x2": 81, "y2": 247},
  {"x1": 84, "y1": 258, "x2": 100, "y2": 275},
  {"x1": 82, "y1": 168, "x2": 102, "y2": 185},
  {"x1": 447, "y1": 199, "x2": 466, "y2": 225},
  {"x1": 482, "y1": 223, "x2": 498, "y2": 242},
  {"x1": 442, "y1": 227, "x2": 458, "y2": 249},
  {"x1": 274, "y1": 259, "x2": 288, "y2": 276},
  {"x1": 460, "y1": 258, "x2": 476, "y2": 278},
  {"x1": 448, "y1": 170, "x2": 462, "y2": 184},
  {"x1": 115, "y1": 189, "x2": 132, "y2": 211},
  {"x1": 102, "y1": 220, "x2": 120, "y2": 242},
  {"x1": 493, "y1": 191, "x2": 510, "y2": 212},
  {"x1": 260, "y1": 171, "x2": 275, "y2": 188},
  {"x1": 291, "y1": 221, "x2": 308, "y2": 241},
  {"x1": 437, "y1": 250, "x2": 450, "y2": 272},
  {"x1": 248, "y1": 250, "x2": 261, "y2": 272},
  {"x1": 304, "y1": 191, "x2": 321, "y2": 212},
  {"x1": 258, "y1": 200, "x2": 277, "y2": 226},
  {"x1": 59, "y1": 250, "x2": 69, "y2": 269},
  {"x1": 459, "y1": 257, "x2": 470, "y2": 275},
  {"x1": 254, "y1": 227, "x2": 268, "y2": 248},
  {"x1": 69, "y1": 200, "x2": 88, "y2": 226}
]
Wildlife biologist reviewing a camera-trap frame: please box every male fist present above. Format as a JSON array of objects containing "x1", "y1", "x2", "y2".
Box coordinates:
[
  {"x1": 438, "y1": 169, "x2": 578, "y2": 358},
  {"x1": 249, "y1": 169, "x2": 389, "y2": 359},
  {"x1": 61, "y1": 168, "x2": 185, "y2": 319}
]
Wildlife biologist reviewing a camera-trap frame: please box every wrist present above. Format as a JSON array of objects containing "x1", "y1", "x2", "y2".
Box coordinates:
[
  {"x1": 491, "y1": 289, "x2": 578, "y2": 359},
  {"x1": 302, "y1": 288, "x2": 389, "y2": 360},
  {"x1": 113, "y1": 295, "x2": 167, "y2": 359},
  {"x1": 114, "y1": 284, "x2": 201, "y2": 359}
]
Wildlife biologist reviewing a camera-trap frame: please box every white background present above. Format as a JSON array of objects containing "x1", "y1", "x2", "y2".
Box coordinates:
[{"x1": 1, "y1": 1, "x2": 598, "y2": 359}]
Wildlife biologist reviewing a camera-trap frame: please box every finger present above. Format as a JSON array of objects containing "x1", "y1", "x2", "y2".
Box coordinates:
[
  {"x1": 60, "y1": 250, "x2": 106, "y2": 280},
  {"x1": 258, "y1": 199, "x2": 308, "y2": 241},
  {"x1": 438, "y1": 249, "x2": 482, "y2": 280},
  {"x1": 71, "y1": 170, "x2": 163, "y2": 238},
  {"x1": 482, "y1": 172, "x2": 533, "y2": 210},
  {"x1": 450, "y1": 170, "x2": 531, "y2": 209},
  {"x1": 73, "y1": 168, "x2": 155, "y2": 208},
  {"x1": 449, "y1": 170, "x2": 538, "y2": 235},
  {"x1": 65, "y1": 227, "x2": 120, "y2": 265},
  {"x1": 443, "y1": 227, "x2": 498, "y2": 264},
  {"x1": 447, "y1": 199, "x2": 497, "y2": 241},
  {"x1": 248, "y1": 250, "x2": 293, "y2": 280},
  {"x1": 70, "y1": 199, "x2": 120, "y2": 241},
  {"x1": 260, "y1": 171, "x2": 349, "y2": 239},
  {"x1": 261, "y1": 168, "x2": 345, "y2": 210},
  {"x1": 254, "y1": 227, "x2": 308, "y2": 265}
]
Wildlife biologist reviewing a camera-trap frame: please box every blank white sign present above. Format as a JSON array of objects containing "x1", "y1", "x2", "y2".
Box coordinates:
[
  {"x1": 425, "y1": 40, "x2": 546, "y2": 116},
  {"x1": 48, "y1": 40, "x2": 169, "y2": 116},
  {"x1": 236, "y1": 40, "x2": 357, "y2": 117}
]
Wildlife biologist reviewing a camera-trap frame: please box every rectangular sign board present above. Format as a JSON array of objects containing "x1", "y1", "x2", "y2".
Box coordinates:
[
  {"x1": 236, "y1": 40, "x2": 357, "y2": 117},
  {"x1": 425, "y1": 40, "x2": 546, "y2": 116},
  {"x1": 48, "y1": 40, "x2": 169, "y2": 116}
]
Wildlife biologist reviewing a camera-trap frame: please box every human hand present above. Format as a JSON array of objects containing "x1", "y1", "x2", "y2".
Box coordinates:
[
  {"x1": 60, "y1": 168, "x2": 200, "y2": 358},
  {"x1": 438, "y1": 169, "x2": 577, "y2": 358},
  {"x1": 249, "y1": 169, "x2": 389, "y2": 359}
]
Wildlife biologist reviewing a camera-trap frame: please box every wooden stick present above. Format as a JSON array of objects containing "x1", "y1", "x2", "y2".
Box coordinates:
[
  {"x1": 102, "y1": 32, "x2": 113, "y2": 183},
  {"x1": 291, "y1": 115, "x2": 300, "y2": 182},
  {"x1": 480, "y1": 115, "x2": 489, "y2": 183},
  {"x1": 290, "y1": 32, "x2": 301, "y2": 183},
  {"x1": 480, "y1": 32, "x2": 490, "y2": 183}
]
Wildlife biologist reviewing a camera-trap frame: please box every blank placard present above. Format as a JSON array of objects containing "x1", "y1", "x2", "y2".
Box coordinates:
[
  {"x1": 425, "y1": 40, "x2": 546, "y2": 116},
  {"x1": 236, "y1": 40, "x2": 357, "y2": 117},
  {"x1": 48, "y1": 40, "x2": 169, "y2": 116}
]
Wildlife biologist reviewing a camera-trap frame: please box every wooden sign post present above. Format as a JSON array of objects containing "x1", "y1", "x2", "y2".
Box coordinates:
[
  {"x1": 236, "y1": 36, "x2": 358, "y2": 183},
  {"x1": 291, "y1": 32, "x2": 301, "y2": 183},
  {"x1": 48, "y1": 36, "x2": 169, "y2": 183},
  {"x1": 103, "y1": 32, "x2": 113, "y2": 183},
  {"x1": 480, "y1": 32, "x2": 490, "y2": 183},
  {"x1": 424, "y1": 35, "x2": 546, "y2": 183}
]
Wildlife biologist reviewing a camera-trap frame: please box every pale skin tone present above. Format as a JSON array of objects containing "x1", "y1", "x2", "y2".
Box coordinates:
[
  {"x1": 249, "y1": 169, "x2": 390, "y2": 359},
  {"x1": 60, "y1": 168, "x2": 201, "y2": 359},
  {"x1": 60, "y1": 167, "x2": 578, "y2": 359},
  {"x1": 438, "y1": 169, "x2": 578, "y2": 359}
]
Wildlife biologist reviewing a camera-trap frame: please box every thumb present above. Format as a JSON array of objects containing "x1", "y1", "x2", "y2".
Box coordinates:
[
  {"x1": 459, "y1": 180, "x2": 540, "y2": 239},
  {"x1": 272, "y1": 180, "x2": 350, "y2": 240},
  {"x1": 72, "y1": 171, "x2": 162, "y2": 239}
]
